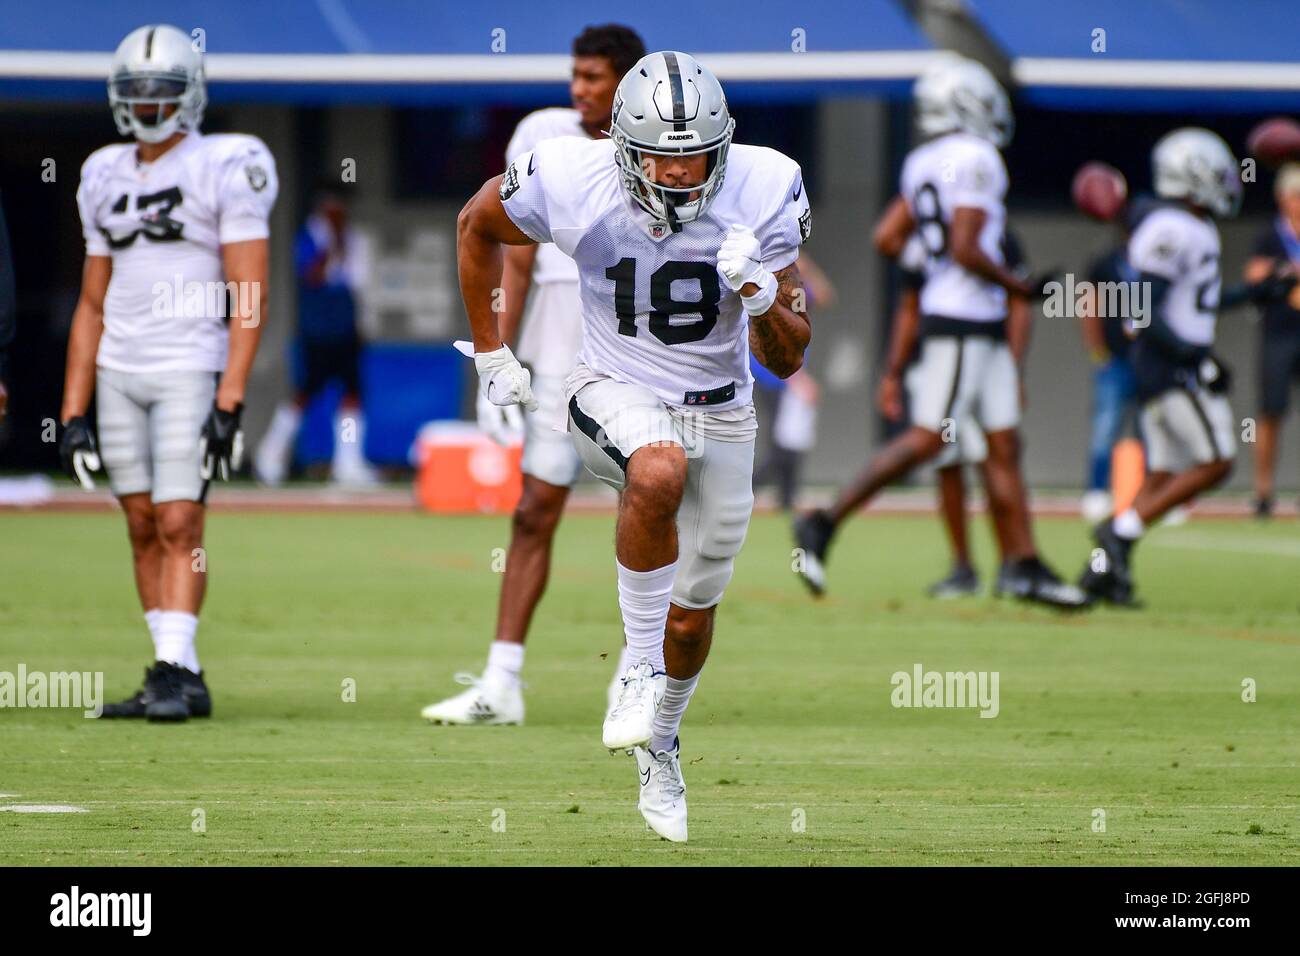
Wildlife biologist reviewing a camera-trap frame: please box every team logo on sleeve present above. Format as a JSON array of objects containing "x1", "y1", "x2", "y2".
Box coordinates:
[
  {"x1": 499, "y1": 161, "x2": 521, "y2": 201},
  {"x1": 245, "y1": 164, "x2": 268, "y2": 192},
  {"x1": 798, "y1": 208, "x2": 812, "y2": 244}
]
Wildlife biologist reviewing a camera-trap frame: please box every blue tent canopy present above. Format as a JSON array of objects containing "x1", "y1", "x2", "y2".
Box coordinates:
[
  {"x1": 967, "y1": 0, "x2": 1300, "y2": 112},
  {"x1": 0, "y1": 0, "x2": 939, "y2": 104}
]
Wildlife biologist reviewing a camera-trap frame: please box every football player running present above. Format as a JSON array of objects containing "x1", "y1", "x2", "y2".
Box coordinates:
[
  {"x1": 793, "y1": 56, "x2": 1084, "y2": 610},
  {"x1": 1079, "y1": 129, "x2": 1241, "y2": 605},
  {"x1": 455, "y1": 52, "x2": 811, "y2": 842},
  {"x1": 422, "y1": 25, "x2": 646, "y2": 728},
  {"x1": 59, "y1": 24, "x2": 278, "y2": 720}
]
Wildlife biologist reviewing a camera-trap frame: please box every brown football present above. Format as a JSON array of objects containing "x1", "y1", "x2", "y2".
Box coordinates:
[
  {"x1": 1071, "y1": 162, "x2": 1128, "y2": 222},
  {"x1": 1246, "y1": 116, "x2": 1300, "y2": 168}
]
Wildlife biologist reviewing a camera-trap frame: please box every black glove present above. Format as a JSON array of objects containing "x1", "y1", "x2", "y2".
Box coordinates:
[
  {"x1": 59, "y1": 415, "x2": 102, "y2": 490},
  {"x1": 1197, "y1": 353, "x2": 1232, "y2": 394},
  {"x1": 1250, "y1": 266, "x2": 1298, "y2": 304},
  {"x1": 1022, "y1": 269, "x2": 1064, "y2": 302},
  {"x1": 199, "y1": 402, "x2": 244, "y2": 481}
]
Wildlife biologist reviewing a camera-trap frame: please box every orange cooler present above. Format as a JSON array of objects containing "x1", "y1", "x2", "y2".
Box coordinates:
[{"x1": 414, "y1": 422, "x2": 522, "y2": 514}]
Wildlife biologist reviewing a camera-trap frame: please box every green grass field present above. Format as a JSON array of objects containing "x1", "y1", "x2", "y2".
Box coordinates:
[{"x1": 1, "y1": 506, "x2": 1297, "y2": 865}]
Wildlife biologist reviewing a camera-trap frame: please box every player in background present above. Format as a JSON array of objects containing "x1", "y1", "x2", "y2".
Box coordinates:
[
  {"x1": 421, "y1": 25, "x2": 645, "y2": 727},
  {"x1": 1078, "y1": 129, "x2": 1241, "y2": 605},
  {"x1": 1071, "y1": 163, "x2": 1143, "y2": 524},
  {"x1": 455, "y1": 52, "x2": 811, "y2": 841},
  {"x1": 751, "y1": 253, "x2": 834, "y2": 511},
  {"x1": 1244, "y1": 163, "x2": 1300, "y2": 517},
  {"x1": 58, "y1": 24, "x2": 278, "y2": 719},
  {"x1": 882, "y1": 231, "x2": 1032, "y2": 597},
  {"x1": 254, "y1": 182, "x2": 377, "y2": 487},
  {"x1": 793, "y1": 56, "x2": 1084, "y2": 609}
]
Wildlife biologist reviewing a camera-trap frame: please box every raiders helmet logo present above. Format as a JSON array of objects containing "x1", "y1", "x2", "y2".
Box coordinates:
[
  {"x1": 245, "y1": 164, "x2": 268, "y2": 192},
  {"x1": 499, "y1": 161, "x2": 521, "y2": 201},
  {"x1": 799, "y1": 208, "x2": 812, "y2": 244}
]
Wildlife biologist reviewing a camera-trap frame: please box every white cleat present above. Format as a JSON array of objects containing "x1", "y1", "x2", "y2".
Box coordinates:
[
  {"x1": 635, "y1": 739, "x2": 687, "y2": 843},
  {"x1": 421, "y1": 672, "x2": 524, "y2": 726},
  {"x1": 602, "y1": 659, "x2": 665, "y2": 752},
  {"x1": 605, "y1": 663, "x2": 624, "y2": 721}
]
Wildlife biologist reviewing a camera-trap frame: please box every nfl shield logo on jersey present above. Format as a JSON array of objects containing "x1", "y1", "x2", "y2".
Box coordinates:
[
  {"x1": 245, "y1": 164, "x2": 268, "y2": 192},
  {"x1": 650, "y1": 222, "x2": 667, "y2": 239}
]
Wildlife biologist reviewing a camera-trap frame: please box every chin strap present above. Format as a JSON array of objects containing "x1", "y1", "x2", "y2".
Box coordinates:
[{"x1": 663, "y1": 194, "x2": 682, "y2": 234}]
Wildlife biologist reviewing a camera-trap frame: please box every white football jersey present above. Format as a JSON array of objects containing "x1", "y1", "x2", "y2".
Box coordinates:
[
  {"x1": 77, "y1": 132, "x2": 279, "y2": 374},
  {"x1": 899, "y1": 131, "x2": 1008, "y2": 322},
  {"x1": 505, "y1": 108, "x2": 586, "y2": 285},
  {"x1": 1127, "y1": 205, "x2": 1221, "y2": 347},
  {"x1": 501, "y1": 136, "x2": 809, "y2": 411}
]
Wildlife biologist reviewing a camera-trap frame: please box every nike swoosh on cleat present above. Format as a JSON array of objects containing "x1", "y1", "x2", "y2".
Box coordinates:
[{"x1": 639, "y1": 767, "x2": 651, "y2": 787}]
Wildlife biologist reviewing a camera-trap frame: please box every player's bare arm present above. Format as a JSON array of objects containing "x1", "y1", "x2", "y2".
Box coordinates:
[
  {"x1": 60, "y1": 255, "x2": 111, "y2": 422},
  {"x1": 497, "y1": 243, "x2": 538, "y2": 346},
  {"x1": 879, "y1": 286, "x2": 921, "y2": 421},
  {"x1": 217, "y1": 238, "x2": 269, "y2": 412},
  {"x1": 457, "y1": 174, "x2": 537, "y2": 354},
  {"x1": 873, "y1": 195, "x2": 915, "y2": 259},
  {"x1": 747, "y1": 262, "x2": 810, "y2": 378},
  {"x1": 950, "y1": 206, "x2": 1032, "y2": 296},
  {"x1": 1006, "y1": 289, "x2": 1032, "y2": 366}
]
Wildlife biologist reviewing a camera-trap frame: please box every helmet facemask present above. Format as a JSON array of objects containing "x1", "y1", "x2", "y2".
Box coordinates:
[
  {"x1": 610, "y1": 120, "x2": 734, "y2": 231},
  {"x1": 109, "y1": 70, "x2": 204, "y2": 143}
]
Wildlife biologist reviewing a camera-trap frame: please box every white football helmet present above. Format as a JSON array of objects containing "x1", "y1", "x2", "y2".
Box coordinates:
[
  {"x1": 1152, "y1": 127, "x2": 1242, "y2": 218},
  {"x1": 108, "y1": 24, "x2": 206, "y2": 144},
  {"x1": 914, "y1": 55, "x2": 1013, "y2": 148},
  {"x1": 609, "y1": 51, "x2": 735, "y2": 230}
]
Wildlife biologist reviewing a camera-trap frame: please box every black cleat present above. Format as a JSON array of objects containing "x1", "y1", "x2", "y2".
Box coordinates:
[
  {"x1": 792, "y1": 509, "x2": 834, "y2": 597},
  {"x1": 927, "y1": 563, "x2": 980, "y2": 599},
  {"x1": 1254, "y1": 496, "x2": 1274, "y2": 520},
  {"x1": 98, "y1": 662, "x2": 190, "y2": 721},
  {"x1": 1001, "y1": 557, "x2": 1089, "y2": 610},
  {"x1": 178, "y1": 668, "x2": 212, "y2": 718},
  {"x1": 1078, "y1": 522, "x2": 1140, "y2": 607}
]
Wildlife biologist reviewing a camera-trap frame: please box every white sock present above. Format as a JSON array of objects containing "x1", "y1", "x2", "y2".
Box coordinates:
[
  {"x1": 616, "y1": 560, "x2": 676, "y2": 674},
  {"x1": 614, "y1": 643, "x2": 632, "y2": 678},
  {"x1": 255, "y1": 402, "x2": 301, "y2": 483},
  {"x1": 332, "y1": 409, "x2": 371, "y2": 478},
  {"x1": 1114, "y1": 508, "x2": 1145, "y2": 540},
  {"x1": 484, "y1": 640, "x2": 524, "y2": 689},
  {"x1": 650, "y1": 673, "x2": 700, "y2": 753},
  {"x1": 155, "y1": 611, "x2": 200, "y2": 673},
  {"x1": 145, "y1": 608, "x2": 162, "y2": 649}
]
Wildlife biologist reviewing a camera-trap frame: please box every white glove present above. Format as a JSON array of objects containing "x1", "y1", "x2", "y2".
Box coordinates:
[
  {"x1": 717, "y1": 224, "x2": 777, "y2": 315},
  {"x1": 476, "y1": 386, "x2": 525, "y2": 444},
  {"x1": 454, "y1": 340, "x2": 539, "y2": 412}
]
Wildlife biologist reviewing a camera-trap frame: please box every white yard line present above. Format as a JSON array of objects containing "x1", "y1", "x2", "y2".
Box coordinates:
[{"x1": 0, "y1": 804, "x2": 87, "y2": 813}]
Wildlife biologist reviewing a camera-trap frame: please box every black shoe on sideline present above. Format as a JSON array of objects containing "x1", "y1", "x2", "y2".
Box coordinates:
[{"x1": 792, "y1": 509, "x2": 835, "y2": 597}]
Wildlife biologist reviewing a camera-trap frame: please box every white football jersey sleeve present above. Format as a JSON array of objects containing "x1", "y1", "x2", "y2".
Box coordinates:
[
  {"x1": 505, "y1": 108, "x2": 584, "y2": 285},
  {"x1": 77, "y1": 132, "x2": 279, "y2": 374},
  {"x1": 501, "y1": 137, "x2": 807, "y2": 410},
  {"x1": 899, "y1": 132, "x2": 1008, "y2": 322},
  {"x1": 1128, "y1": 205, "x2": 1221, "y2": 347}
]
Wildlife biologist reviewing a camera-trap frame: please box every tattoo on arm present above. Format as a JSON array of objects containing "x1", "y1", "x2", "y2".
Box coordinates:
[{"x1": 749, "y1": 263, "x2": 810, "y2": 378}]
